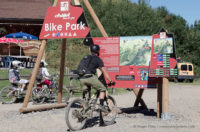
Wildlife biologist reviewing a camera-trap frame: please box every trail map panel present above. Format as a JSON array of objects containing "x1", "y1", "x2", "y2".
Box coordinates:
[{"x1": 93, "y1": 37, "x2": 157, "y2": 89}]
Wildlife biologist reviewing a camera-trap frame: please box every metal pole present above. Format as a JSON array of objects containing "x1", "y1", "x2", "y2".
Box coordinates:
[
  {"x1": 20, "y1": 44, "x2": 21, "y2": 56},
  {"x1": 9, "y1": 43, "x2": 10, "y2": 56}
]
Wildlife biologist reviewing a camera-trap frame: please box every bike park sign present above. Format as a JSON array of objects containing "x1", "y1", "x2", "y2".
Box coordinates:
[{"x1": 40, "y1": 0, "x2": 90, "y2": 39}]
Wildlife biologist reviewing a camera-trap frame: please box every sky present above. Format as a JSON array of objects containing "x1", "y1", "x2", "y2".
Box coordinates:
[{"x1": 130, "y1": 0, "x2": 200, "y2": 25}]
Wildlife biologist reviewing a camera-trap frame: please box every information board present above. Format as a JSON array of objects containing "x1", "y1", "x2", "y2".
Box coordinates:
[
  {"x1": 92, "y1": 37, "x2": 157, "y2": 89},
  {"x1": 89, "y1": 33, "x2": 177, "y2": 88},
  {"x1": 149, "y1": 31, "x2": 177, "y2": 77}
]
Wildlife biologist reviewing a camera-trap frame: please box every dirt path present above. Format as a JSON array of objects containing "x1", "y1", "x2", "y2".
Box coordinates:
[{"x1": 0, "y1": 83, "x2": 200, "y2": 132}]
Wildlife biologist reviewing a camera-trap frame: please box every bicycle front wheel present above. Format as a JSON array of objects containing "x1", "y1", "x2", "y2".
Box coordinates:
[
  {"x1": 62, "y1": 87, "x2": 70, "y2": 103},
  {"x1": 65, "y1": 98, "x2": 87, "y2": 131},
  {"x1": 0, "y1": 86, "x2": 17, "y2": 104},
  {"x1": 101, "y1": 95, "x2": 117, "y2": 125},
  {"x1": 31, "y1": 87, "x2": 46, "y2": 104}
]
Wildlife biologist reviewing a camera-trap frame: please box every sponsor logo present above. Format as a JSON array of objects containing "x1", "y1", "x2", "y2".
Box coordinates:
[
  {"x1": 55, "y1": 13, "x2": 75, "y2": 20},
  {"x1": 60, "y1": 1, "x2": 69, "y2": 12}
]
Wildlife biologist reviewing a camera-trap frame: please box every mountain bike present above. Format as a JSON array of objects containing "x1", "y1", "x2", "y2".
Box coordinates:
[
  {"x1": 0, "y1": 83, "x2": 28, "y2": 104},
  {"x1": 31, "y1": 74, "x2": 70, "y2": 104},
  {"x1": 65, "y1": 81, "x2": 117, "y2": 131}
]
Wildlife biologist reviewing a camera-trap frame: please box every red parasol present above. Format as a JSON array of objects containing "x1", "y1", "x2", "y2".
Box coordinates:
[
  {"x1": 0, "y1": 37, "x2": 24, "y2": 56},
  {"x1": 0, "y1": 37, "x2": 23, "y2": 43}
]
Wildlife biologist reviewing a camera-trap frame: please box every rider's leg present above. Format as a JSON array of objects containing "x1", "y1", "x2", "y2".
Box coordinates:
[
  {"x1": 99, "y1": 91, "x2": 105, "y2": 106},
  {"x1": 22, "y1": 84, "x2": 26, "y2": 90},
  {"x1": 18, "y1": 79, "x2": 28, "y2": 91},
  {"x1": 79, "y1": 75, "x2": 107, "y2": 126}
]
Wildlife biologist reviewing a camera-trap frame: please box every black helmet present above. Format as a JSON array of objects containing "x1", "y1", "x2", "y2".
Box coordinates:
[{"x1": 90, "y1": 44, "x2": 100, "y2": 55}]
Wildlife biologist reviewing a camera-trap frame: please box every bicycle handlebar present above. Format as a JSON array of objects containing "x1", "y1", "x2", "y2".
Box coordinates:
[{"x1": 107, "y1": 81, "x2": 115, "y2": 87}]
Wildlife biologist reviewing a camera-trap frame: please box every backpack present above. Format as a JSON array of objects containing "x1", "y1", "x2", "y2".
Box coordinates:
[
  {"x1": 77, "y1": 55, "x2": 93, "y2": 76},
  {"x1": 36, "y1": 68, "x2": 43, "y2": 81}
]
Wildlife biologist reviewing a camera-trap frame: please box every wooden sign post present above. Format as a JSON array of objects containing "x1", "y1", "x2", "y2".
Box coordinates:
[
  {"x1": 19, "y1": 0, "x2": 170, "y2": 119},
  {"x1": 19, "y1": 0, "x2": 90, "y2": 113},
  {"x1": 19, "y1": 0, "x2": 67, "y2": 113},
  {"x1": 162, "y1": 77, "x2": 170, "y2": 119}
]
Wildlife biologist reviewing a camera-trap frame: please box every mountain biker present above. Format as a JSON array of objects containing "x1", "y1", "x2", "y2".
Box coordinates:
[
  {"x1": 37, "y1": 60, "x2": 52, "y2": 92},
  {"x1": 78, "y1": 44, "x2": 114, "y2": 126},
  {"x1": 9, "y1": 60, "x2": 28, "y2": 92}
]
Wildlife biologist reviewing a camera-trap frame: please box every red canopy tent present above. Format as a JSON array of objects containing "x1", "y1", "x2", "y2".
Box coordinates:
[{"x1": 0, "y1": 37, "x2": 24, "y2": 56}]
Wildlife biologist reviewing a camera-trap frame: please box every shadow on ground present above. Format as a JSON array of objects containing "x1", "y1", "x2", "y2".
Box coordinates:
[{"x1": 120, "y1": 106, "x2": 157, "y2": 116}]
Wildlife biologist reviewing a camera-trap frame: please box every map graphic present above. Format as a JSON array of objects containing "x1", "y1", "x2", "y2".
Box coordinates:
[
  {"x1": 154, "y1": 38, "x2": 173, "y2": 54},
  {"x1": 120, "y1": 36, "x2": 152, "y2": 66}
]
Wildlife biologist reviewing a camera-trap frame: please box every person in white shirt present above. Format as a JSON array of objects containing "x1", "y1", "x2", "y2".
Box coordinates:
[{"x1": 36, "y1": 60, "x2": 52, "y2": 90}]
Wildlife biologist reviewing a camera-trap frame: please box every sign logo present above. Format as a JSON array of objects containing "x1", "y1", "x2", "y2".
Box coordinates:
[
  {"x1": 160, "y1": 32, "x2": 166, "y2": 39},
  {"x1": 60, "y1": 1, "x2": 69, "y2": 11}
]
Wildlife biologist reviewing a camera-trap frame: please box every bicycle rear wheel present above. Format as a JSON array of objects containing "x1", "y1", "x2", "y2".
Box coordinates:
[
  {"x1": 101, "y1": 95, "x2": 117, "y2": 125},
  {"x1": 0, "y1": 86, "x2": 17, "y2": 104},
  {"x1": 65, "y1": 98, "x2": 87, "y2": 131}
]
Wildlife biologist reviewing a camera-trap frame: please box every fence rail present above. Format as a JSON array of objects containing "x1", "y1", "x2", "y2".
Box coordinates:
[{"x1": 0, "y1": 74, "x2": 78, "y2": 81}]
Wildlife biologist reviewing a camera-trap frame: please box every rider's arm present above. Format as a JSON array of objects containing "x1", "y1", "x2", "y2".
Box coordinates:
[{"x1": 101, "y1": 67, "x2": 112, "y2": 82}]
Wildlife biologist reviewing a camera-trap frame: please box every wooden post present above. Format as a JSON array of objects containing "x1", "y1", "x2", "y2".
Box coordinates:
[
  {"x1": 162, "y1": 77, "x2": 170, "y2": 119},
  {"x1": 53, "y1": 0, "x2": 59, "y2": 7},
  {"x1": 83, "y1": 0, "x2": 108, "y2": 37},
  {"x1": 133, "y1": 89, "x2": 148, "y2": 109},
  {"x1": 19, "y1": 0, "x2": 58, "y2": 112},
  {"x1": 157, "y1": 78, "x2": 162, "y2": 118},
  {"x1": 20, "y1": 103, "x2": 67, "y2": 113},
  {"x1": 21, "y1": 40, "x2": 47, "y2": 108},
  {"x1": 74, "y1": 0, "x2": 81, "y2": 5},
  {"x1": 57, "y1": 39, "x2": 67, "y2": 103}
]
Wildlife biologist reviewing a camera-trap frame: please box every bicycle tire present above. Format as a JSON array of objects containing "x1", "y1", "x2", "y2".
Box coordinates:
[
  {"x1": 65, "y1": 98, "x2": 87, "y2": 131},
  {"x1": 0, "y1": 86, "x2": 17, "y2": 104},
  {"x1": 31, "y1": 87, "x2": 46, "y2": 104},
  {"x1": 101, "y1": 95, "x2": 117, "y2": 126}
]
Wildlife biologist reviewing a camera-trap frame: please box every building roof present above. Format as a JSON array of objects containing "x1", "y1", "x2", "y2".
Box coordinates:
[{"x1": 0, "y1": 0, "x2": 52, "y2": 20}]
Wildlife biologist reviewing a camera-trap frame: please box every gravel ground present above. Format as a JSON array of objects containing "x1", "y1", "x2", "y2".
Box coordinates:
[{"x1": 0, "y1": 83, "x2": 200, "y2": 132}]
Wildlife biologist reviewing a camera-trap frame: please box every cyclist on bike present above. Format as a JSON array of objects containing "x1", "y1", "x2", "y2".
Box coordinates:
[
  {"x1": 78, "y1": 44, "x2": 114, "y2": 126},
  {"x1": 36, "y1": 60, "x2": 52, "y2": 90},
  {"x1": 9, "y1": 60, "x2": 28, "y2": 92}
]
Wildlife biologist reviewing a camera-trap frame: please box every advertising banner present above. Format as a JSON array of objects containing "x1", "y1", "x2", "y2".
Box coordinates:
[{"x1": 40, "y1": 0, "x2": 90, "y2": 39}]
